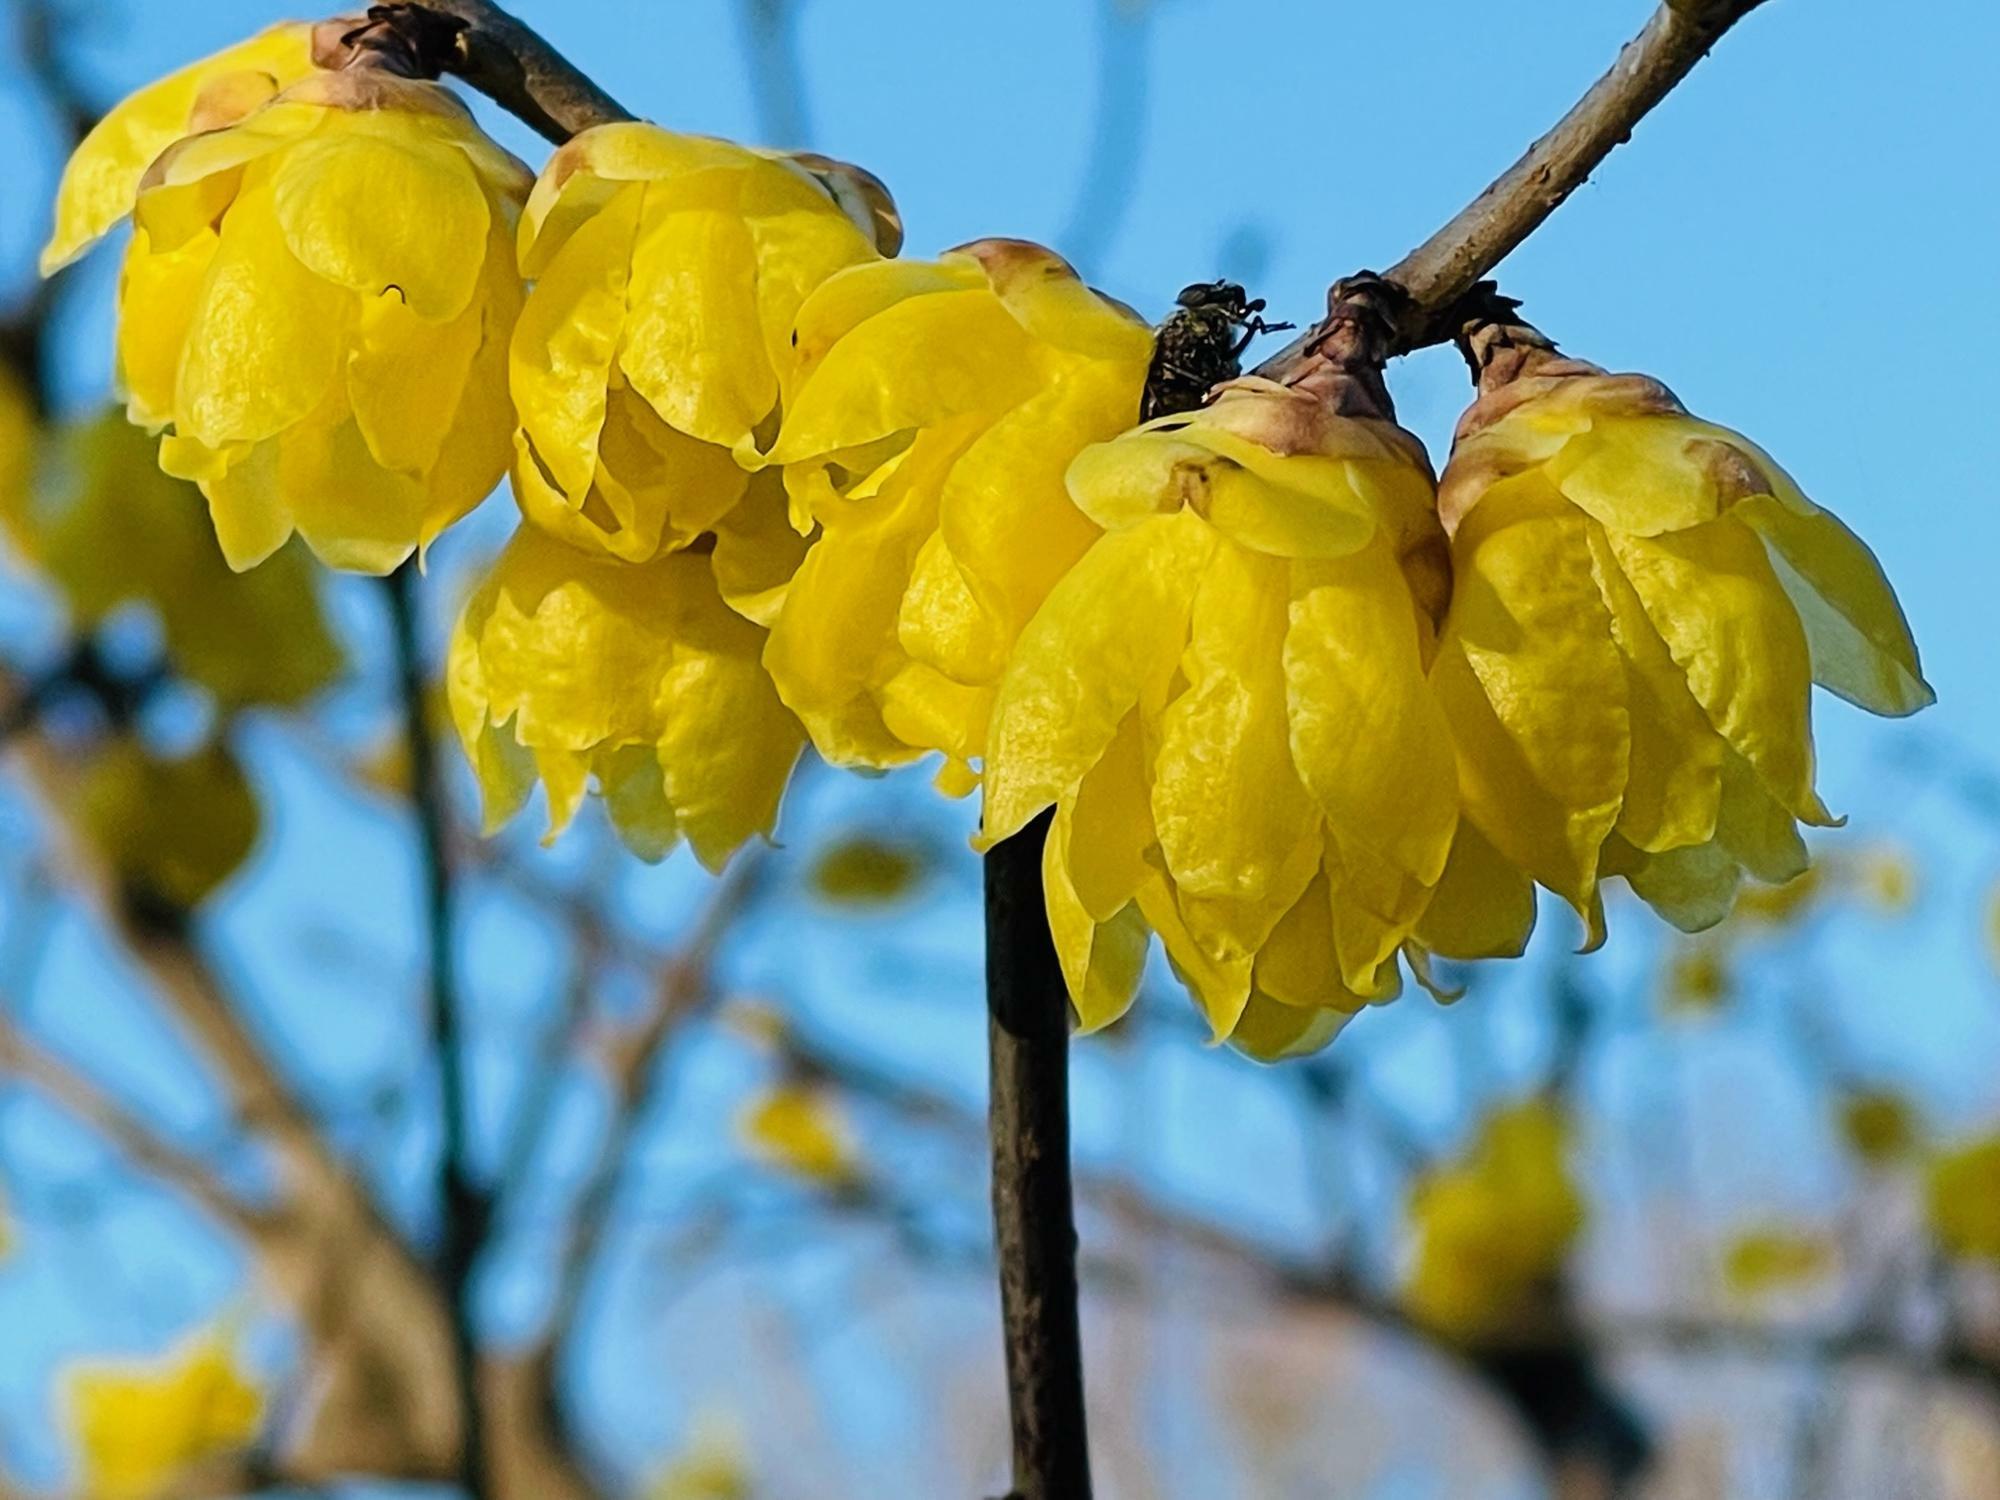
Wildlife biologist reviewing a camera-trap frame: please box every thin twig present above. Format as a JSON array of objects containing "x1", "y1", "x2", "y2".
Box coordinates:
[
  {"x1": 385, "y1": 564, "x2": 492, "y2": 1500},
  {"x1": 1260, "y1": 0, "x2": 1773, "y2": 368}
]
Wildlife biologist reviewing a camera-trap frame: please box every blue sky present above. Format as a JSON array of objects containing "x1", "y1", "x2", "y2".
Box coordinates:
[{"x1": 0, "y1": 0, "x2": 1996, "y2": 1492}]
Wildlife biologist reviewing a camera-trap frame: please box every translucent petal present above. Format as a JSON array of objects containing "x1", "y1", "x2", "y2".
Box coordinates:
[
  {"x1": 1735, "y1": 493, "x2": 1932, "y2": 718},
  {"x1": 1412, "y1": 822, "x2": 1537, "y2": 961},
  {"x1": 1136, "y1": 876, "x2": 1253, "y2": 1041},
  {"x1": 1606, "y1": 516, "x2": 1828, "y2": 825},
  {"x1": 1045, "y1": 807, "x2": 1148, "y2": 1033},
  {"x1": 42, "y1": 23, "x2": 318, "y2": 272},
  {"x1": 1229, "y1": 993, "x2": 1355, "y2": 1062},
  {"x1": 116, "y1": 229, "x2": 215, "y2": 431},
  {"x1": 711, "y1": 472, "x2": 811, "y2": 626},
  {"x1": 1064, "y1": 712, "x2": 1155, "y2": 923},
  {"x1": 1603, "y1": 834, "x2": 1742, "y2": 933}
]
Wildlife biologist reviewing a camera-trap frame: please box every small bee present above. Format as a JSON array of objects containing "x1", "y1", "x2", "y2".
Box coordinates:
[{"x1": 1140, "y1": 281, "x2": 1293, "y2": 422}]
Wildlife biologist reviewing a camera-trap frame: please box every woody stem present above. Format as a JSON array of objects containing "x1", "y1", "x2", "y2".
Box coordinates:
[{"x1": 984, "y1": 808, "x2": 1093, "y2": 1500}]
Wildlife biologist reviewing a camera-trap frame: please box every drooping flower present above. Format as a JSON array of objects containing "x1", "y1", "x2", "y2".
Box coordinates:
[
  {"x1": 1431, "y1": 310, "x2": 1931, "y2": 941},
  {"x1": 981, "y1": 311, "x2": 1504, "y2": 1057},
  {"x1": 763, "y1": 240, "x2": 1155, "y2": 788},
  {"x1": 75, "y1": 67, "x2": 530, "y2": 573},
  {"x1": 63, "y1": 1331, "x2": 263, "y2": 1500},
  {"x1": 1403, "y1": 1098, "x2": 1584, "y2": 1340},
  {"x1": 20, "y1": 414, "x2": 343, "y2": 709},
  {"x1": 510, "y1": 121, "x2": 900, "y2": 564},
  {"x1": 737, "y1": 1084, "x2": 860, "y2": 1186},
  {"x1": 41, "y1": 22, "x2": 324, "y2": 275},
  {"x1": 447, "y1": 524, "x2": 802, "y2": 868},
  {"x1": 1927, "y1": 1135, "x2": 2000, "y2": 1262}
]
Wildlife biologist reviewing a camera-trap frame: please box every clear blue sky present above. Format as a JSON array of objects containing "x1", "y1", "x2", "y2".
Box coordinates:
[{"x1": 1, "y1": 0, "x2": 1996, "y2": 1491}]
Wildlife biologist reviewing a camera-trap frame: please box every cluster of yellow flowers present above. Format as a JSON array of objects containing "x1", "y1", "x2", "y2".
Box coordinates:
[{"x1": 49, "y1": 24, "x2": 1929, "y2": 1056}]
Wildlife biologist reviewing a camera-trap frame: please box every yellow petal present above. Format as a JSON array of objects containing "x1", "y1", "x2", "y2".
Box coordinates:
[
  {"x1": 1547, "y1": 412, "x2": 1747, "y2": 536},
  {"x1": 1286, "y1": 536, "x2": 1459, "y2": 889},
  {"x1": 1735, "y1": 493, "x2": 1932, "y2": 718},
  {"x1": 1136, "y1": 876, "x2": 1253, "y2": 1040},
  {"x1": 1435, "y1": 479, "x2": 1628, "y2": 909},
  {"x1": 1229, "y1": 992, "x2": 1356, "y2": 1062},
  {"x1": 1602, "y1": 834, "x2": 1741, "y2": 933},
  {"x1": 710, "y1": 471, "x2": 811, "y2": 626},
  {"x1": 1413, "y1": 821, "x2": 1537, "y2": 961},
  {"x1": 510, "y1": 185, "x2": 642, "y2": 503},
  {"x1": 116, "y1": 228, "x2": 216, "y2": 431},
  {"x1": 273, "y1": 128, "x2": 492, "y2": 321},
  {"x1": 1045, "y1": 807, "x2": 1148, "y2": 1033},
  {"x1": 983, "y1": 510, "x2": 1217, "y2": 847},
  {"x1": 176, "y1": 184, "x2": 347, "y2": 449},
  {"x1": 1584, "y1": 520, "x2": 1724, "y2": 853},
  {"x1": 1606, "y1": 515, "x2": 1828, "y2": 825},
  {"x1": 42, "y1": 22, "x2": 318, "y2": 272},
  {"x1": 1064, "y1": 712, "x2": 1156, "y2": 922},
  {"x1": 1152, "y1": 543, "x2": 1320, "y2": 933},
  {"x1": 617, "y1": 204, "x2": 773, "y2": 451},
  {"x1": 772, "y1": 288, "x2": 1045, "y2": 462}
]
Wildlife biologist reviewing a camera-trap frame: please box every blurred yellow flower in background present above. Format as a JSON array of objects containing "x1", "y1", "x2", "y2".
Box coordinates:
[
  {"x1": 63, "y1": 1332, "x2": 262, "y2": 1500},
  {"x1": 981, "y1": 368, "x2": 1501, "y2": 1057},
  {"x1": 72, "y1": 740, "x2": 260, "y2": 913},
  {"x1": 448, "y1": 525, "x2": 802, "y2": 868},
  {"x1": 1433, "y1": 319, "x2": 1930, "y2": 945},
  {"x1": 1662, "y1": 942, "x2": 1731, "y2": 1014},
  {"x1": 649, "y1": 1413, "x2": 754, "y2": 1500},
  {"x1": 63, "y1": 67, "x2": 530, "y2": 572},
  {"x1": 809, "y1": 834, "x2": 928, "y2": 906},
  {"x1": 17, "y1": 414, "x2": 343, "y2": 709},
  {"x1": 764, "y1": 239, "x2": 1154, "y2": 788},
  {"x1": 737, "y1": 1084, "x2": 859, "y2": 1186},
  {"x1": 0, "y1": 366, "x2": 34, "y2": 553},
  {"x1": 1928, "y1": 1136, "x2": 2000, "y2": 1262},
  {"x1": 1720, "y1": 1226, "x2": 1837, "y2": 1298},
  {"x1": 1403, "y1": 1097, "x2": 1584, "y2": 1339},
  {"x1": 1838, "y1": 1089, "x2": 1920, "y2": 1167},
  {"x1": 511, "y1": 122, "x2": 896, "y2": 564},
  {"x1": 40, "y1": 22, "x2": 321, "y2": 275}
]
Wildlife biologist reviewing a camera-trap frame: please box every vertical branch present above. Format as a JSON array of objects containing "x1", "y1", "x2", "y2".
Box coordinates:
[
  {"x1": 983, "y1": 808, "x2": 1092, "y2": 1500},
  {"x1": 385, "y1": 565, "x2": 491, "y2": 1499},
  {"x1": 736, "y1": 0, "x2": 813, "y2": 146}
]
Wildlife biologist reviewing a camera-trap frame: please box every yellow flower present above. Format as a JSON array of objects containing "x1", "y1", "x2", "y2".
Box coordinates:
[
  {"x1": 1838, "y1": 1089, "x2": 1919, "y2": 1166},
  {"x1": 0, "y1": 365, "x2": 35, "y2": 554},
  {"x1": 764, "y1": 240, "x2": 1155, "y2": 785},
  {"x1": 1403, "y1": 1098, "x2": 1584, "y2": 1340},
  {"x1": 74, "y1": 740, "x2": 260, "y2": 912},
  {"x1": 510, "y1": 122, "x2": 898, "y2": 563},
  {"x1": 447, "y1": 525, "x2": 803, "y2": 869},
  {"x1": 1721, "y1": 1227, "x2": 1836, "y2": 1298},
  {"x1": 95, "y1": 69, "x2": 530, "y2": 573},
  {"x1": 1432, "y1": 323, "x2": 1931, "y2": 942},
  {"x1": 1853, "y1": 843, "x2": 1918, "y2": 914},
  {"x1": 22, "y1": 414, "x2": 343, "y2": 708},
  {"x1": 649, "y1": 1414, "x2": 753, "y2": 1500},
  {"x1": 1928, "y1": 1135, "x2": 2000, "y2": 1262},
  {"x1": 41, "y1": 22, "x2": 322, "y2": 275},
  {"x1": 809, "y1": 834, "x2": 928, "y2": 905},
  {"x1": 737, "y1": 1084, "x2": 858, "y2": 1185},
  {"x1": 63, "y1": 1331, "x2": 263, "y2": 1500},
  {"x1": 981, "y1": 372, "x2": 1497, "y2": 1054},
  {"x1": 1662, "y1": 942, "x2": 1731, "y2": 1014}
]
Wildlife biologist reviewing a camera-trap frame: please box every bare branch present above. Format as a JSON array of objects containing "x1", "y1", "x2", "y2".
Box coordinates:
[
  {"x1": 1260, "y1": 0, "x2": 1772, "y2": 369},
  {"x1": 332, "y1": 0, "x2": 635, "y2": 143}
]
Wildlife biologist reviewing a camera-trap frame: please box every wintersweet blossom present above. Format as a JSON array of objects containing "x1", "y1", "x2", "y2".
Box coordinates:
[{"x1": 1432, "y1": 316, "x2": 1930, "y2": 940}]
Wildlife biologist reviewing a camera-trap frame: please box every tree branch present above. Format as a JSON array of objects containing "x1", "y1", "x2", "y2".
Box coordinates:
[
  {"x1": 384, "y1": 565, "x2": 491, "y2": 1499},
  {"x1": 361, "y1": 0, "x2": 635, "y2": 143},
  {"x1": 1260, "y1": 0, "x2": 1772, "y2": 369}
]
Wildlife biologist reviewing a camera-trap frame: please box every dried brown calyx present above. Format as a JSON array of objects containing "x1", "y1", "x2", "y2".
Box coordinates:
[{"x1": 313, "y1": 5, "x2": 469, "y2": 79}]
